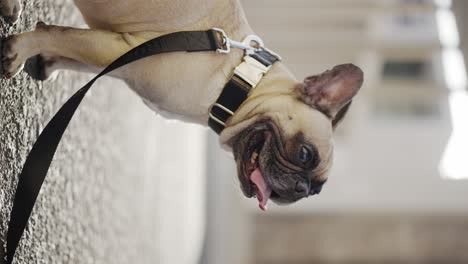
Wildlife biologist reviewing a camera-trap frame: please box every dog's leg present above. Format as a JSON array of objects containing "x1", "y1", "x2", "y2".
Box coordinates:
[
  {"x1": 1, "y1": 23, "x2": 149, "y2": 79},
  {"x1": 0, "y1": 0, "x2": 22, "y2": 23}
]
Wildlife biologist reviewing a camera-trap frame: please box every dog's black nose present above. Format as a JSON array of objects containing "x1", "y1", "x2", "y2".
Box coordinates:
[{"x1": 309, "y1": 185, "x2": 323, "y2": 196}]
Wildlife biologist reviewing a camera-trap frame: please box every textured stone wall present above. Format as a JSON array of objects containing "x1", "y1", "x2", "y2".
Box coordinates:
[{"x1": 1, "y1": 1, "x2": 206, "y2": 263}]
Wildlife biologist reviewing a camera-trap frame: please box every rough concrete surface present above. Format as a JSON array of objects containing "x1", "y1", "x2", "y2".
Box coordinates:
[{"x1": 0, "y1": 1, "x2": 206, "y2": 263}]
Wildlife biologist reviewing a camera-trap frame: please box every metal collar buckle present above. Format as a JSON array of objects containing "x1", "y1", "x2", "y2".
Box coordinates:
[{"x1": 234, "y1": 56, "x2": 270, "y2": 88}]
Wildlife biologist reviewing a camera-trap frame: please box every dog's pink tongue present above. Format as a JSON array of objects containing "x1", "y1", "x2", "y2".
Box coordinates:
[{"x1": 250, "y1": 168, "x2": 272, "y2": 211}]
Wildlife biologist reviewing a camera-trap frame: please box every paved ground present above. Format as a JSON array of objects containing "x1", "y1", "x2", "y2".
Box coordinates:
[{"x1": 0, "y1": 1, "x2": 206, "y2": 263}]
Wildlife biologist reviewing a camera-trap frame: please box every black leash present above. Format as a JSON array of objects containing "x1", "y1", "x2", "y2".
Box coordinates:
[{"x1": 5, "y1": 29, "x2": 223, "y2": 264}]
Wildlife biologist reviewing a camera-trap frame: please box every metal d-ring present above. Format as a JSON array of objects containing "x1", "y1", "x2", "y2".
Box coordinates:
[{"x1": 241, "y1": 35, "x2": 265, "y2": 55}]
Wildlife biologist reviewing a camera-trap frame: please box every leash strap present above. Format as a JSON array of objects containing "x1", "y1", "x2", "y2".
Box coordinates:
[{"x1": 5, "y1": 29, "x2": 223, "y2": 264}]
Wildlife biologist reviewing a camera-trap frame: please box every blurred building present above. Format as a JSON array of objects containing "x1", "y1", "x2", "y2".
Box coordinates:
[{"x1": 202, "y1": 0, "x2": 468, "y2": 263}]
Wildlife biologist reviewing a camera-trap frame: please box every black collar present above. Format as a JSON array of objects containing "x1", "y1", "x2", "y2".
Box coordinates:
[{"x1": 208, "y1": 42, "x2": 281, "y2": 134}]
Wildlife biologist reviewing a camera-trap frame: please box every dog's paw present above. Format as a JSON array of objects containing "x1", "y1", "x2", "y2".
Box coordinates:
[
  {"x1": 0, "y1": 0, "x2": 22, "y2": 24},
  {"x1": 1, "y1": 35, "x2": 25, "y2": 79}
]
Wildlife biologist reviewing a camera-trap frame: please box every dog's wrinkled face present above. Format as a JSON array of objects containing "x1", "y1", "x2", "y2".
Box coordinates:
[{"x1": 227, "y1": 64, "x2": 363, "y2": 210}]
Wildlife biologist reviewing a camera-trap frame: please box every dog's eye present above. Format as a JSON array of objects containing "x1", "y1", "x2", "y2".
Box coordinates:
[{"x1": 299, "y1": 146, "x2": 312, "y2": 163}]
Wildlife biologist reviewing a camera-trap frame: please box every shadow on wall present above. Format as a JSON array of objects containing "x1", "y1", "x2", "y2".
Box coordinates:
[{"x1": 0, "y1": 1, "x2": 206, "y2": 263}]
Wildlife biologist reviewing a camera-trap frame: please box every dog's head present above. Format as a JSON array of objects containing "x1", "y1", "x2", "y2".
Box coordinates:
[{"x1": 220, "y1": 64, "x2": 363, "y2": 210}]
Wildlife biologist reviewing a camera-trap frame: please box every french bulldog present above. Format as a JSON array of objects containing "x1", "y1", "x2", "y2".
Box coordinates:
[{"x1": 0, "y1": 0, "x2": 363, "y2": 210}]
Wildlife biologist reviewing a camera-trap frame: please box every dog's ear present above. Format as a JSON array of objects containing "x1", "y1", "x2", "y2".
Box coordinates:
[{"x1": 299, "y1": 64, "x2": 363, "y2": 125}]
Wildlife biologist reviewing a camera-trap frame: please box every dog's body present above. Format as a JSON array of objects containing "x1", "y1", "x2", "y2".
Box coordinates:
[
  {"x1": 0, "y1": 0, "x2": 363, "y2": 209},
  {"x1": 2, "y1": 0, "x2": 269, "y2": 124}
]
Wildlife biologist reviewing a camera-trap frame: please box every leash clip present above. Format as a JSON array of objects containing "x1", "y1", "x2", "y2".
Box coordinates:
[{"x1": 213, "y1": 28, "x2": 263, "y2": 55}]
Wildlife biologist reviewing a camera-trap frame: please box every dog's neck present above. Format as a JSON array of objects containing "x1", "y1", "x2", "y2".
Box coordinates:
[{"x1": 223, "y1": 63, "x2": 299, "y2": 130}]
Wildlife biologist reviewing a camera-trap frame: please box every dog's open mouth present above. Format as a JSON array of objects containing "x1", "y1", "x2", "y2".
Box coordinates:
[
  {"x1": 240, "y1": 123, "x2": 280, "y2": 211},
  {"x1": 244, "y1": 131, "x2": 271, "y2": 211}
]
